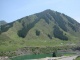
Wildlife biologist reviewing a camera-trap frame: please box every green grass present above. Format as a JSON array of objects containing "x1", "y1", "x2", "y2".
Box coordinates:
[
  {"x1": 75, "y1": 56, "x2": 80, "y2": 60},
  {"x1": 0, "y1": 40, "x2": 78, "y2": 51},
  {"x1": 59, "y1": 52, "x2": 75, "y2": 56},
  {"x1": 63, "y1": 53, "x2": 75, "y2": 56},
  {"x1": 0, "y1": 38, "x2": 79, "y2": 57},
  {"x1": 0, "y1": 39, "x2": 78, "y2": 52}
]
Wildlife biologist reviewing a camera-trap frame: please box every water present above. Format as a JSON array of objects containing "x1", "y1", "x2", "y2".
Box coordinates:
[{"x1": 10, "y1": 54, "x2": 52, "y2": 60}]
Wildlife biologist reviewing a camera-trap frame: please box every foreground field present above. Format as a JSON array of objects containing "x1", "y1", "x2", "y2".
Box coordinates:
[
  {"x1": 0, "y1": 39, "x2": 80, "y2": 57},
  {"x1": 75, "y1": 56, "x2": 80, "y2": 60},
  {"x1": 0, "y1": 39, "x2": 79, "y2": 52}
]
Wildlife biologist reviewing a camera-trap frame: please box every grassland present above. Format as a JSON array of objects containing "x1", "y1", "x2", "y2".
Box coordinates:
[
  {"x1": 0, "y1": 38, "x2": 79, "y2": 52},
  {"x1": 75, "y1": 56, "x2": 80, "y2": 60},
  {"x1": 0, "y1": 38, "x2": 79, "y2": 56}
]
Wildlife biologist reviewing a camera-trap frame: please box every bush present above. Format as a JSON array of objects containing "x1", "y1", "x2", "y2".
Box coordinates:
[
  {"x1": 36, "y1": 30, "x2": 40, "y2": 36},
  {"x1": 48, "y1": 34, "x2": 52, "y2": 39},
  {"x1": 52, "y1": 52, "x2": 56, "y2": 57}
]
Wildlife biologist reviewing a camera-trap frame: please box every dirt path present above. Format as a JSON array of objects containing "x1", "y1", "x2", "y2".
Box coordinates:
[
  {"x1": 0, "y1": 56, "x2": 8, "y2": 60},
  {"x1": 35, "y1": 55, "x2": 78, "y2": 60},
  {"x1": 58, "y1": 56, "x2": 78, "y2": 60}
]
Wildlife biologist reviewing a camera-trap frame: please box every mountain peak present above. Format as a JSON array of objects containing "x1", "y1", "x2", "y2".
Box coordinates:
[
  {"x1": 42, "y1": 9, "x2": 54, "y2": 13},
  {"x1": 44, "y1": 9, "x2": 53, "y2": 11}
]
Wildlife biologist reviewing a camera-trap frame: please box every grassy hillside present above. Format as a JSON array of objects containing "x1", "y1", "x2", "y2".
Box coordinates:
[
  {"x1": 0, "y1": 9, "x2": 80, "y2": 56},
  {"x1": 75, "y1": 56, "x2": 80, "y2": 60}
]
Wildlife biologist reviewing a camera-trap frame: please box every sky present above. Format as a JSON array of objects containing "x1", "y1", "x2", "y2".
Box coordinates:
[{"x1": 0, "y1": 0, "x2": 80, "y2": 23}]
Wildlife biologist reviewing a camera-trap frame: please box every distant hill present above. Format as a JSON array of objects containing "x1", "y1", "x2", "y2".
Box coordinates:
[
  {"x1": 0, "y1": 20, "x2": 7, "y2": 26},
  {"x1": 0, "y1": 9, "x2": 80, "y2": 53}
]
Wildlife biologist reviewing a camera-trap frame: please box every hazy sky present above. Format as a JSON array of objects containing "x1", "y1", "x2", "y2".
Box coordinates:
[{"x1": 0, "y1": 0, "x2": 80, "y2": 23}]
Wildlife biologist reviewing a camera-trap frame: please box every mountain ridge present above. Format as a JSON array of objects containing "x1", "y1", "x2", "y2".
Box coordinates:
[{"x1": 0, "y1": 9, "x2": 80, "y2": 41}]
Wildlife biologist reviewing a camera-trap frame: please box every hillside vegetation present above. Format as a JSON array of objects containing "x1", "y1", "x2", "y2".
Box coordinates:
[{"x1": 0, "y1": 9, "x2": 80, "y2": 56}]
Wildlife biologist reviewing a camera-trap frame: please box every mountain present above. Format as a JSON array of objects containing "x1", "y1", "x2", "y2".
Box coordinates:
[
  {"x1": 0, "y1": 20, "x2": 7, "y2": 26},
  {"x1": 0, "y1": 20, "x2": 7, "y2": 34},
  {"x1": 0, "y1": 9, "x2": 80, "y2": 52}
]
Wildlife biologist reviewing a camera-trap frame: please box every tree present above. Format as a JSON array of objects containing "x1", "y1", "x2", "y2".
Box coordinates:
[
  {"x1": 36, "y1": 30, "x2": 40, "y2": 36},
  {"x1": 48, "y1": 34, "x2": 52, "y2": 39},
  {"x1": 52, "y1": 52, "x2": 56, "y2": 57}
]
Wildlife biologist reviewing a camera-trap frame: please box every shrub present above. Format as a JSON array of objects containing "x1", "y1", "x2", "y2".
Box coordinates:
[{"x1": 36, "y1": 30, "x2": 40, "y2": 36}]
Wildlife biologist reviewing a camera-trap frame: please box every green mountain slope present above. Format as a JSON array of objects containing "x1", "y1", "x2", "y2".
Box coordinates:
[{"x1": 0, "y1": 9, "x2": 80, "y2": 52}]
